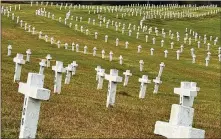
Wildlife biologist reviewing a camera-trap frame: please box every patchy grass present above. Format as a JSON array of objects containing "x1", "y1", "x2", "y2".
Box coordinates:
[{"x1": 1, "y1": 3, "x2": 221, "y2": 138}]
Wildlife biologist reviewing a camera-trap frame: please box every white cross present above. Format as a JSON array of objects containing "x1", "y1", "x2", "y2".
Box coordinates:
[
  {"x1": 150, "y1": 48, "x2": 154, "y2": 56},
  {"x1": 64, "y1": 43, "x2": 68, "y2": 49},
  {"x1": 170, "y1": 42, "x2": 174, "y2": 49},
  {"x1": 123, "y1": 70, "x2": 132, "y2": 86},
  {"x1": 7, "y1": 44, "x2": 12, "y2": 56},
  {"x1": 137, "y1": 45, "x2": 142, "y2": 53},
  {"x1": 71, "y1": 61, "x2": 78, "y2": 75},
  {"x1": 75, "y1": 44, "x2": 79, "y2": 52},
  {"x1": 105, "y1": 35, "x2": 108, "y2": 42},
  {"x1": 139, "y1": 60, "x2": 144, "y2": 71},
  {"x1": 192, "y1": 54, "x2": 196, "y2": 63},
  {"x1": 65, "y1": 64, "x2": 74, "y2": 84},
  {"x1": 153, "y1": 77, "x2": 162, "y2": 94},
  {"x1": 205, "y1": 57, "x2": 210, "y2": 67},
  {"x1": 125, "y1": 41, "x2": 129, "y2": 49},
  {"x1": 176, "y1": 50, "x2": 181, "y2": 60},
  {"x1": 119, "y1": 55, "x2": 123, "y2": 65},
  {"x1": 138, "y1": 75, "x2": 151, "y2": 98},
  {"x1": 157, "y1": 62, "x2": 165, "y2": 78},
  {"x1": 97, "y1": 68, "x2": 105, "y2": 89},
  {"x1": 101, "y1": 50, "x2": 105, "y2": 59},
  {"x1": 93, "y1": 47, "x2": 97, "y2": 56},
  {"x1": 109, "y1": 51, "x2": 113, "y2": 61},
  {"x1": 105, "y1": 69, "x2": 122, "y2": 108},
  {"x1": 95, "y1": 66, "x2": 101, "y2": 81},
  {"x1": 72, "y1": 42, "x2": 75, "y2": 51},
  {"x1": 26, "y1": 49, "x2": 32, "y2": 62},
  {"x1": 39, "y1": 59, "x2": 46, "y2": 74},
  {"x1": 84, "y1": 46, "x2": 87, "y2": 54},
  {"x1": 57, "y1": 40, "x2": 61, "y2": 48},
  {"x1": 164, "y1": 50, "x2": 168, "y2": 58},
  {"x1": 174, "y1": 82, "x2": 200, "y2": 107},
  {"x1": 116, "y1": 38, "x2": 119, "y2": 46},
  {"x1": 45, "y1": 54, "x2": 52, "y2": 68},
  {"x1": 13, "y1": 53, "x2": 26, "y2": 82},
  {"x1": 18, "y1": 73, "x2": 50, "y2": 138},
  {"x1": 52, "y1": 61, "x2": 66, "y2": 93}
]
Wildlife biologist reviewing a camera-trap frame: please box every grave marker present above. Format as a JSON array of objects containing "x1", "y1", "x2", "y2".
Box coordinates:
[
  {"x1": 65, "y1": 64, "x2": 74, "y2": 84},
  {"x1": 39, "y1": 59, "x2": 46, "y2": 74},
  {"x1": 105, "y1": 69, "x2": 122, "y2": 107},
  {"x1": 45, "y1": 54, "x2": 52, "y2": 68},
  {"x1": 154, "y1": 82, "x2": 205, "y2": 138},
  {"x1": 7, "y1": 44, "x2": 12, "y2": 56},
  {"x1": 18, "y1": 73, "x2": 50, "y2": 138},
  {"x1": 26, "y1": 49, "x2": 32, "y2": 62},
  {"x1": 13, "y1": 53, "x2": 26, "y2": 82},
  {"x1": 52, "y1": 61, "x2": 66, "y2": 93},
  {"x1": 138, "y1": 75, "x2": 151, "y2": 98},
  {"x1": 71, "y1": 61, "x2": 78, "y2": 75},
  {"x1": 97, "y1": 68, "x2": 105, "y2": 89},
  {"x1": 123, "y1": 70, "x2": 132, "y2": 86}
]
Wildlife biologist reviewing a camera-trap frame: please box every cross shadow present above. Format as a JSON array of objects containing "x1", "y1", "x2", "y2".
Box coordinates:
[{"x1": 118, "y1": 91, "x2": 132, "y2": 97}]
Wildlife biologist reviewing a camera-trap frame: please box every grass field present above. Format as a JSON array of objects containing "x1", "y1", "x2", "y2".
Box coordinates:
[{"x1": 1, "y1": 3, "x2": 221, "y2": 138}]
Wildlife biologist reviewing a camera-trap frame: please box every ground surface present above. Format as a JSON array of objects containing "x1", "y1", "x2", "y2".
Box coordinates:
[{"x1": 1, "y1": 3, "x2": 221, "y2": 138}]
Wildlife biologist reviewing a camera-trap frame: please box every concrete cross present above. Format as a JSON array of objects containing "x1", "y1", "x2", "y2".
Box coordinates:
[
  {"x1": 139, "y1": 60, "x2": 144, "y2": 71},
  {"x1": 109, "y1": 51, "x2": 113, "y2": 61},
  {"x1": 18, "y1": 73, "x2": 50, "y2": 138},
  {"x1": 93, "y1": 47, "x2": 97, "y2": 56},
  {"x1": 105, "y1": 69, "x2": 122, "y2": 108},
  {"x1": 7, "y1": 44, "x2": 12, "y2": 56},
  {"x1": 64, "y1": 43, "x2": 68, "y2": 49},
  {"x1": 75, "y1": 44, "x2": 79, "y2": 52},
  {"x1": 39, "y1": 59, "x2": 46, "y2": 74},
  {"x1": 65, "y1": 64, "x2": 74, "y2": 84},
  {"x1": 45, "y1": 54, "x2": 52, "y2": 68},
  {"x1": 137, "y1": 45, "x2": 142, "y2": 53},
  {"x1": 105, "y1": 35, "x2": 108, "y2": 42},
  {"x1": 71, "y1": 61, "x2": 78, "y2": 75},
  {"x1": 97, "y1": 68, "x2": 105, "y2": 89},
  {"x1": 138, "y1": 75, "x2": 151, "y2": 98},
  {"x1": 26, "y1": 49, "x2": 32, "y2": 62},
  {"x1": 164, "y1": 50, "x2": 168, "y2": 58},
  {"x1": 174, "y1": 82, "x2": 200, "y2": 107},
  {"x1": 71, "y1": 42, "x2": 75, "y2": 51},
  {"x1": 123, "y1": 70, "x2": 132, "y2": 86},
  {"x1": 52, "y1": 61, "x2": 66, "y2": 93},
  {"x1": 13, "y1": 53, "x2": 26, "y2": 82},
  {"x1": 95, "y1": 66, "x2": 101, "y2": 81},
  {"x1": 205, "y1": 57, "x2": 210, "y2": 67},
  {"x1": 150, "y1": 48, "x2": 154, "y2": 56},
  {"x1": 101, "y1": 50, "x2": 105, "y2": 59},
  {"x1": 176, "y1": 50, "x2": 181, "y2": 60},
  {"x1": 119, "y1": 55, "x2": 123, "y2": 65},
  {"x1": 84, "y1": 46, "x2": 87, "y2": 54}
]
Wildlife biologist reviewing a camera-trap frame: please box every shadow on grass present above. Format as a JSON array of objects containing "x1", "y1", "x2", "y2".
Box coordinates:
[{"x1": 118, "y1": 91, "x2": 132, "y2": 97}]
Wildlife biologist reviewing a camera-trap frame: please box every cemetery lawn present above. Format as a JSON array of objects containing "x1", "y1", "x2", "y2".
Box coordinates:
[{"x1": 1, "y1": 3, "x2": 221, "y2": 138}]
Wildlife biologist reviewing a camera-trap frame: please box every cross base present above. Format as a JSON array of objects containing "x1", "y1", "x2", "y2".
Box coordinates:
[{"x1": 154, "y1": 121, "x2": 205, "y2": 138}]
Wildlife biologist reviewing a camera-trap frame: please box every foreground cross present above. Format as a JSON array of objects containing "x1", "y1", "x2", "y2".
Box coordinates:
[
  {"x1": 13, "y1": 53, "x2": 26, "y2": 82},
  {"x1": 18, "y1": 73, "x2": 50, "y2": 138},
  {"x1": 52, "y1": 61, "x2": 66, "y2": 93},
  {"x1": 105, "y1": 69, "x2": 122, "y2": 108},
  {"x1": 154, "y1": 82, "x2": 205, "y2": 138}
]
